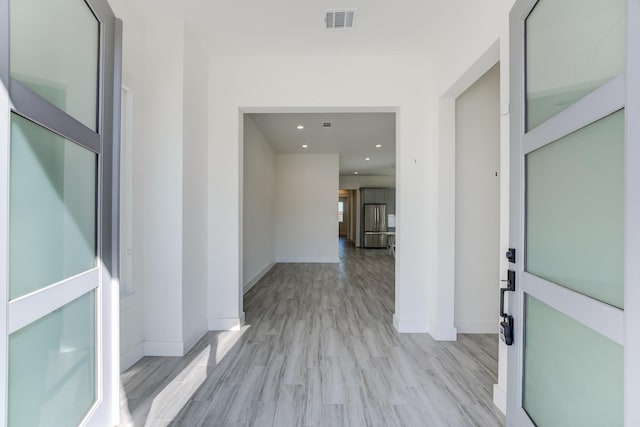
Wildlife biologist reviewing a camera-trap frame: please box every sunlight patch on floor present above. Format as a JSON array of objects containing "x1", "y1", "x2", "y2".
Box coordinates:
[{"x1": 118, "y1": 326, "x2": 251, "y2": 426}]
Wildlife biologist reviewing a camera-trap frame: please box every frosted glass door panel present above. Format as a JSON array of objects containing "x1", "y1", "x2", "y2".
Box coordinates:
[
  {"x1": 523, "y1": 296, "x2": 623, "y2": 426},
  {"x1": 526, "y1": 0, "x2": 625, "y2": 130},
  {"x1": 526, "y1": 111, "x2": 624, "y2": 308},
  {"x1": 10, "y1": 0, "x2": 99, "y2": 129},
  {"x1": 8, "y1": 291, "x2": 96, "y2": 427},
  {"x1": 10, "y1": 115, "x2": 97, "y2": 299}
]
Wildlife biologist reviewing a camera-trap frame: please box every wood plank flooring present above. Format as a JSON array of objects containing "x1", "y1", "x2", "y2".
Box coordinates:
[{"x1": 120, "y1": 239, "x2": 504, "y2": 426}]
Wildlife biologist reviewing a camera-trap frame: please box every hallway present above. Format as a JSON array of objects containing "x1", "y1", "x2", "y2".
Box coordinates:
[{"x1": 120, "y1": 240, "x2": 504, "y2": 426}]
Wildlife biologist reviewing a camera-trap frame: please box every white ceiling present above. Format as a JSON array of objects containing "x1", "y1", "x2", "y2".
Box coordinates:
[
  {"x1": 248, "y1": 113, "x2": 396, "y2": 176},
  {"x1": 134, "y1": 0, "x2": 452, "y2": 56}
]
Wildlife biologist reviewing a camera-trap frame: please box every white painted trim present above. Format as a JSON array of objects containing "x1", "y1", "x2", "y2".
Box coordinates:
[
  {"x1": 276, "y1": 257, "x2": 339, "y2": 264},
  {"x1": 437, "y1": 38, "x2": 501, "y2": 351},
  {"x1": 442, "y1": 39, "x2": 501, "y2": 99},
  {"x1": 507, "y1": 1, "x2": 537, "y2": 422},
  {"x1": 626, "y1": 0, "x2": 640, "y2": 423},
  {"x1": 0, "y1": 65, "x2": 10, "y2": 427},
  {"x1": 493, "y1": 383, "x2": 507, "y2": 414},
  {"x1": 523, "y1": 75, "x2": 625, "y2": 155},
  {"x1": 120, "y1": 342, "x2": 144, "y2": 372},
  {"x1": 455, "y1": 320, "x2": 499, "y2": 334},
  {"x1": 208, "y1": 316, "x2": 244, "y2": 331},
  {"x1": 523, "y1": 272, "x2": 624, "y2": 345},
  {"x1": 119, "y1": 85, "x2": 134, "y2": 299},
  {"x1": 8, "y1": 268, "x2": 99, "y2": 333},
  {"x1": 392, "y1": 314, "x2": 430, "y2": 333},
  {"x1": 143, "y1": 340, "x2": 184, "y2": 357},
  {"x1": 243, "y1": 262, "x2": 275, "y2": 294},
  {"x1": 237, "y1": 106, "x2": 400, "y2": 345},
  {"x1": 182, "y1": 328, "x2": 208, "y2": 355},
  {"x1": 240, "y1": 106, "x2": 400, "y2": 114},
  {"x1": 429, "y1": 324, "x2": 458, "y2": 341}
]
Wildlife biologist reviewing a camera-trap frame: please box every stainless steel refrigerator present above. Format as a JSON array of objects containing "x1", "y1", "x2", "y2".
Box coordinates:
[{"x1": 364, "y1": 204, "x2": 388, "y2": 248}]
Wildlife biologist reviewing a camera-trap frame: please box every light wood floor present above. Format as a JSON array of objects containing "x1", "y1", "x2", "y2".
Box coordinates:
[{"x1": 120, "y1": 239, "x2": 504, "y2": 426}]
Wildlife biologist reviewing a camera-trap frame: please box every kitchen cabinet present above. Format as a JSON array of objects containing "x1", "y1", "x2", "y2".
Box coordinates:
[
  {"x1": 363, "y1": 189, "x2": 377, "y2": 204},
  {"x1": 361, "y1": 188, "x2": 395, "y2": 213},
  {"x1": 386, "y1": 189, "x2": 396, "y2": 215},
  {"x1": 360, "y1": 187, "x2": 396, "y2": 247},
  {"x1": 374, "y1": 189, "x2": 386, "y2": 204}
]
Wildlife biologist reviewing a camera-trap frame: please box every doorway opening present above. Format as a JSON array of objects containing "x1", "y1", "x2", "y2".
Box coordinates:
[
  {"x1": 454, "y1": 62, "x2": 501, "y2": 334},
  {"x1": 240, "y1": 111, "x2": 397, "y2": 301},
  {"x1": 439, "y1": 40, "x2": 508, "y2": 413}
]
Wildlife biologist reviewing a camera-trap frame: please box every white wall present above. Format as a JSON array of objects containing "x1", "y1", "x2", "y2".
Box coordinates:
[
  {"x1": 454, "y1": 63, "x2": 500, "y2": 333},
  {"x1": 339, "y1": 175, "x2": 395, "y2": 190},
  {"x1": 428, "y1": 0, "x2": 516, "y2": 413},
  {"x1": 182, "y1": 28, "x2": 209, "y2": 353},
  {"x1": 243, "y1": 116, "x2": 276, "y2": 292},
  {"x1": 207, "y1": 56, "x2": 433, "y2": 333},
  {"x1": 110, "y1": 0, "x2": 515, "y2": 406},
  {"x1": 139, "y1": 16, "x2": 185, "y2": 357},
  {"x1": 275, "y1": 154, "x2": 339, "y2": 263},
  {"x1": 108, "y1": 0, "x2": 211, "y2": 364}
]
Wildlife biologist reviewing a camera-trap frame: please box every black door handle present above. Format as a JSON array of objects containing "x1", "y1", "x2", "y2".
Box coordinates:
[
  {"x1": 499, "y1": 269, "x2": 516, "y2": 318},
  {"x1": 499, "y1": 270, "x2": 516, "y2": 346}
]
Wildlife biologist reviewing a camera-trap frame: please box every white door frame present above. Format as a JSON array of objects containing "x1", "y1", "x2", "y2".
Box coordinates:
[
  {"x1": 238, "y1": 106, "x2": 400, "y2": 326},
  {"x1": 506, "y1": 0, "x2": 640, "y2": 424},
  {"x1": 437, "y1": 39, "x2": 512, "y2": 411}
]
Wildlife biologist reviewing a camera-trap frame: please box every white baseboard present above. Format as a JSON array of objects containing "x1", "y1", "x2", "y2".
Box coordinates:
[
  {"x1": 208, "y1": 314, "x2": 245, "y2": 331},
  {"x1": 455, "y1": 320, "x2": 499, "y2": 334},
  {"x1": 276, "y1": 257, "x2": 339, "y2": 263},
  {"x1": 183, "y1": 328, "x2": 208, "y2": 354},
  {"x1": 392, "y1": 314, "x2": 430, "y2": 333},
  {"x1": 392, "y1": 316, "x2": 458, "y2": 341},
  {"x1": 244, "y1": 262, "x2": 275, "y2": 295},
  {"x1": 143, "y1": 340, "x2": 185, "y2": 357},
  {"x1": 493, "y1": 383, "x2": 507, "y2": 414},
  {"x1": 120, "y1": 342, "x2": 144, "y2": 372},
  {"x1": 429, "y1": 324, "x2": 458, "y2": 341}
]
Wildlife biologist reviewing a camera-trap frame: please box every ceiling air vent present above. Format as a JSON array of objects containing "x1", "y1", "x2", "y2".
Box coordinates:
[
  {"x1": 325, "y1": 10, "x2": 356, "y2": 29},
  {"x1": 322, "y1": 122, "x2": 332, "y2": 128}
]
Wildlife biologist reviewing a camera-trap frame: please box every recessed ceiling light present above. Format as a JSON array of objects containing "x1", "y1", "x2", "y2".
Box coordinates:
[
  {"x1": 354, "y1": 171, "x2": 359, "y2": 175},
  {"x1": 365, "y1": 157, "x2": 371, "y2": 161},
  {"x1": 302, "y1": 144, "x2": 308, "y2": 148},
  {"x1": 375, "y1": 144, "x2": 382, "y2": 148},
  {"x1": 297, "y1": 125, "x2": 304, "y2": 130}
]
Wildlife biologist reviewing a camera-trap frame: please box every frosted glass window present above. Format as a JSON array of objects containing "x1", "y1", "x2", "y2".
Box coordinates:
[
  {"x1": 526, "y1": 0, "x2": 625, "y2": 130},
  {"x1": 10, "y1": 0, "x2": 100, "y2": 129},
  {"x1": 523, "y1": 296, "x2": 622, "y2": 426},
  {"x1": 526, "y1": 111, "x2": 623, "y2": 308},
  {"x1": 10, "y1": 115, "x2": 97, "y2": 299},
  {"x1": 8, "y1": 291, "x2": 96, "y2": 427}
]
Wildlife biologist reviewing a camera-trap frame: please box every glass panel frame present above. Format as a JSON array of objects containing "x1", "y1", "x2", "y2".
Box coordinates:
[
  {"x1": 8, "y1": 291, "x2": 96, "y2": 427},
  {"x1": 525, "y1": 110, "x2": 624, "y2": 308},
  {"x1": 0, "y1": 0, "x2": 121, "y2": 424},
  {"x1": 524, "y1": 0, "x2": 626, "y2": 131},
  {"x1": 9, "y1": 113, "x2": 98, "y2": 300},
  {"x1": 507, "y1": 0, "x2": 639, "y2": 425},
  {"x1": 10, "y1": 0, "x2": 101, "y2": 130},
  {"x1": 522, "y1": 295, "x2": 623, "y2": 427}
]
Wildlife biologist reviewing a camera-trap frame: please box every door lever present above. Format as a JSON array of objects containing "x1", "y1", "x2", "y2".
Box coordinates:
[
  {"x1": 499, "y1": 270, "x2": 516, "y2": 346},
  {"x1": 499, "y1": 270, "x2": 515, "y2": 318}
]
